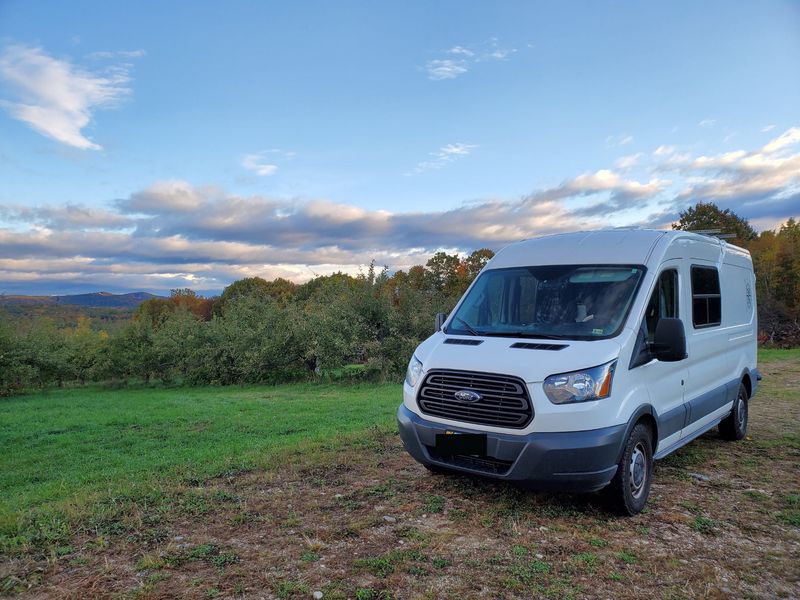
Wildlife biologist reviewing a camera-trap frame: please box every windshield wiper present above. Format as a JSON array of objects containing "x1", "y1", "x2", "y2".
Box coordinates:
[
  {"x1": 451, "y1": 316, "x2": 483, "y2": 336},
  {"x1": 482, "y1": 331, "x2": 568, "y2": 340}
]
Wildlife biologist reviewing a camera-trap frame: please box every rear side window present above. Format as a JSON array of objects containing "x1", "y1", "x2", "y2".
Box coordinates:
[{"x1": 691, "y1": 266, "x2": 721, "y2": 328}]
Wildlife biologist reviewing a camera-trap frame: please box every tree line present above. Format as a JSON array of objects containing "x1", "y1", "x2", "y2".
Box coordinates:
[
  {"x1": 0, "y1": 250, "x2": 493, "y2": 395},
  {"x1": 0, "y1": 203, "x2": 797, "y2": 396},
  {"x1": 672, "y1": 203, "x2": 800, "y2": 346}
]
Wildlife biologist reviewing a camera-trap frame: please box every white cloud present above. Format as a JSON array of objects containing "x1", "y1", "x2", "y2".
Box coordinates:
[
  {"x1": 88, "y1": 49, "x2": 146, "y2": 59},
  {"x1": 447, "y1": 46, "x2": 474, "y2": 57},
  {"x1": 425, "y1": 59, "x2": 468, "y2": 80},
  {"x1": 241, "y1": 153, "x2": 279, "y2": 176},
  {"x1": 0, "y1": 44, "x2": 138, "y2": 149},
  {"x1": 425, "y1": 39, "x2": 517, "y2": 80},
  {"x1": 762, "y1": 127, "x2": 800, "y2": 155},
  {"x1": 761, "y1": 124, "x2": 776, "y2": 133},
  {"x1": 606, "y1": 134, "x2": 634, "y2": 148},
  {"x1": 3, "y1": 128, "x2": 800, "y2": 293},
  {"x1": 654, "y1": 145, "x2": 675, "y2": 156},
  {"x1": 408, "y1": 143, "x2": 477, "y2": 174},
  {"x1": 615, "y1": 153, "x2": 643, "y2": 169},
  {"x1": 699, "y1": 118, "x2": 717, "y2": 128},
  {"x1": 668, "y1": 127, "x2": 800, "y2": 216}
]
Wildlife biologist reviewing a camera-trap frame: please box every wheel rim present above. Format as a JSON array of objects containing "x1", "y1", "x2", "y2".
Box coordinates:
[
  {"x1": 629, "y1": 442, "x2": 648, "y2": 499},
  {"x1": 737, "y1": 393, "x2": 747, "y2": 428}
]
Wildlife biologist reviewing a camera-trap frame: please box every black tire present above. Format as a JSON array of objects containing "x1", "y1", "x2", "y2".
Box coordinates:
[
  {"x1": 719, "y1": 382, "x2": 748, "y2": 441},
  {"x1": 604, "y1": 422, "x2": 654, "y2": 516}
]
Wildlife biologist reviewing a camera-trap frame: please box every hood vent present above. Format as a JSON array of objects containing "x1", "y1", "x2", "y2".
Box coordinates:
[
  {"x1": 443, "y1": 338, "x2": 483, "y2": 346},
  {"x1": 510, "y1": 342, "x2": 568, "y2": 351}
]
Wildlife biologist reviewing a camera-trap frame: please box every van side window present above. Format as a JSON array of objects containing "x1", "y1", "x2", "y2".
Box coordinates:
[
  {"x1": 630, "y1": 269, "x2": 678, "y2": 368},
  {"x1": 691, "y1": 266, "x2": 721, "y2": 328},
  {"x1": 644, "y1": 269, "x2": 679, "y2": 342}
]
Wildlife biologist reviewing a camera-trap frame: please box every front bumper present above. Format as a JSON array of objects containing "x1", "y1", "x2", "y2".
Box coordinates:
[{"x1": 397, "y1": 404, "x2": 626, "y2": 492}]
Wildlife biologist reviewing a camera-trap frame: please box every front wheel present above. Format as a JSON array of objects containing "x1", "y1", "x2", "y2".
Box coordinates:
[
  {"x1": 719, "y1": 382, "x2": 748, "y2": 441},
  {"x1": 604, "y1": 422, "x2": 654, "y2": 516}
]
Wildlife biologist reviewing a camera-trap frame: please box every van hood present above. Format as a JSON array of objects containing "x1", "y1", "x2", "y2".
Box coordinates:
[{"x1": 414, "y1": 332, "x2": 624, "y2": 383}]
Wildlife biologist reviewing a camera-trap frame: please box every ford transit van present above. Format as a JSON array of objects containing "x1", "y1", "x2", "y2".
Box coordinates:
[{"x1": 397, "y1": 229, "x2": 759, "y2": 514}]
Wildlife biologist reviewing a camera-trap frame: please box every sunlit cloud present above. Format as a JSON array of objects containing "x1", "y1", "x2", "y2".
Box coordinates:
[{"x1": 1, "y1": 128, "x2": 798, "y2": 294}]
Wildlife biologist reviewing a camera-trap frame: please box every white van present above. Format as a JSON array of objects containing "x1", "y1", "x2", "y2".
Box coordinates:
[{"x1": 398, "y1": 229, "x2": 760, "y2": 514}]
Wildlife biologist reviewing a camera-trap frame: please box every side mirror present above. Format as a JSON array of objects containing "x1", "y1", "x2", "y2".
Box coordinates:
[
  {"x1": 652, "y1": 318, "x2": 687, "y2": 362},
  {"x1": 434, "y1": 312, "x2": 448, "y2": 332}
]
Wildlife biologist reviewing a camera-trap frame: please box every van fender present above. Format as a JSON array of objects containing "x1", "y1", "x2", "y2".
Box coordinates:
[
  {"x1": 615, "y1": 403, "x2": 659, "y2": 463},
  {"x1": 738, "y1": 366, "x2": 758, "y2": 399}
]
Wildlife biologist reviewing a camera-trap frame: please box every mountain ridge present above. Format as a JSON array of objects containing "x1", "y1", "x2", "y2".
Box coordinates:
[{"x1": 0, "y1": 291, "x2": 164, "y2": 308}]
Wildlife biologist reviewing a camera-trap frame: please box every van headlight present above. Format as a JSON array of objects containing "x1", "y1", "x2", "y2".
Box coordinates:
[
  {"x1": 405, "y1": 355, "x2": 423, "y2": 387},
  {"x1": 543, "y1": 360, "x2": 617, "y2": 405}
]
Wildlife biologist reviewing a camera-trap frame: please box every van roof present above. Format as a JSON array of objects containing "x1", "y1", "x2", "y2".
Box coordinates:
[{"x1": 488, "y1": 228, "x2": 749, "y2": 269}]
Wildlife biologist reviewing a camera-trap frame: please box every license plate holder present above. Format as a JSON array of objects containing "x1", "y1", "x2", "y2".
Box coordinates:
[{"x1": 435, "y1": 432, "x2": 487, "y2": 456}]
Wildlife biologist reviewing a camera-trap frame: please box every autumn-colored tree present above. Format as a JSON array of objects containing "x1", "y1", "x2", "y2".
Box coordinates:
[
  {"x1": 407, "y1": 265, "x2": 427, "y2": 290},
  {"x1": 170, "y1": 288, "x2": 213, "y2": 320}
]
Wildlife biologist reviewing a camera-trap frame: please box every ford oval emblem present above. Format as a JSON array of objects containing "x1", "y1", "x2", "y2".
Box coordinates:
[{"x1": 454, "y1": 389, "x2": 482, "y2": 403}]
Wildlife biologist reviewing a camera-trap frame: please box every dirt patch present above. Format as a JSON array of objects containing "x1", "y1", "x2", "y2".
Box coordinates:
[{"x1": 4, "y1": 357, "x2": 800, "y2": 599}]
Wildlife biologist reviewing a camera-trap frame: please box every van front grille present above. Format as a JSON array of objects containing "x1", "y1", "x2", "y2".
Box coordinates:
[{"x1": 417, "y1": 369, "x2": 533, "y2": 428}]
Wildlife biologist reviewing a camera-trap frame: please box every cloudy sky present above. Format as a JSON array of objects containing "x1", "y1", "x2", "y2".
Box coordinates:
[{"x1": 1, "y1": 1, "x2": 799, "y2": 295}]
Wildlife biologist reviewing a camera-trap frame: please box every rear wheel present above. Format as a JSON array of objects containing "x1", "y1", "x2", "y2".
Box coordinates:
[
  {"x1": 719, "y1": 382, "x2": 748, "y2": 441},
  {"x1": 604, "y1": 422, "x2": 653, "y2": 516}
]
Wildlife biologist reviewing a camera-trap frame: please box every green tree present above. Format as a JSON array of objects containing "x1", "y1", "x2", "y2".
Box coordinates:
[
  {"x1": 0, "y1": 313, "x2": 35, "y2": 395},
  {"x1": 63, "y1": 317, "x2": 105, "y2": 384},
  {"x1": 773, "y1": 218, "x2": 800, "y2": 311},
  {"x1": 672, "y1": 202, "x2": 757, "y2": 245},
  {"x1": 464, "y1": 248, "x2": 495, "y2": 279},
  {"x1": 134, "y1": 297, "x2": 175, "y2": 329},
  {"x1": 426, "y1": 252, "x2": 461, "y2": 296}
]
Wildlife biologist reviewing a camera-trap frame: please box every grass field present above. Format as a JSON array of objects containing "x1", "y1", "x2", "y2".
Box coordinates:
[{"x1": 1, "y1": 350, "x2": 799, "y2": 598}]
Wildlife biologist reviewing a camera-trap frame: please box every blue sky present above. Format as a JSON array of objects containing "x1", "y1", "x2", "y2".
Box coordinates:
[{"x1": 1, "y1": 1, "x2": 799, "y2": 294}]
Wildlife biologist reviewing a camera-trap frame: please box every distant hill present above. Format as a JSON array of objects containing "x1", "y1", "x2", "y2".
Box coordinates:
[{"x1": 0, "y1": 291, "x2": 164, "y2": 308}]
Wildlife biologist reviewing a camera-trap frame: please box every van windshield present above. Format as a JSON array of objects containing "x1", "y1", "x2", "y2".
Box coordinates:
[{"x1": 445, "y1": 265, "x2": 645, "y2": 340}]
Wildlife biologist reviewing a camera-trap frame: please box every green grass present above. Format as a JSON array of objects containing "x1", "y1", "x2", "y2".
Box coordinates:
[
  {"x1": 757, "y1": 347, "x2": 800, "y2": 362},
  {"x1": 0, "y1": 382, "x2": 400, "y2": 548}
]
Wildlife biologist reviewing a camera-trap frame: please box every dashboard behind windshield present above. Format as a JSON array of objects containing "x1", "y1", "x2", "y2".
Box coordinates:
[{"x1": 445, "y1": 264, "x2": 646, "y2": 340}]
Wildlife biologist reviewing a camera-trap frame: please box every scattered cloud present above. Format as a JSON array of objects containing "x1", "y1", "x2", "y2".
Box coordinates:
[
  {"x1": 408, "y1": 143, "x2": 477, "y2": 174},
  {"x1": 425, "y1": 59, "x2": 468, "y2": 81},
  {"x1": 669, "y1": 127, "x2": 800, "y2": 218},
  {"x1": 761, "y1": 124, "x2": 776, "y2": 133},
  {"x1": 723, "y1": 132, "x2": 737, "y2": 143},
  {"x1": 425, "y1": 39, "x2": 517, "y2": 80},
  {"x1": 606, "y1": 134, "x2": 634, "y2": 148},
  {"x1": 654, "y1": 145, "x2": 675, "y2": 156},
  {"x1": 615, "y1": 153, "x2": 643, "y2": 169},
  {"x1": 0, "y1": 44, "x2": 139, "y2": 149},
  {"x1": 699, "y1": 118, "x2": 717, "y2": 128},
  {"x1": 241, "y1": 152, "x2": 279, "y2": 176},
  {"x1": 87, "y1": 49, "x2": 146, "y2": 59},
  {"x1": 2, "y1": 128, "x2": 799, "y2": 294}
]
